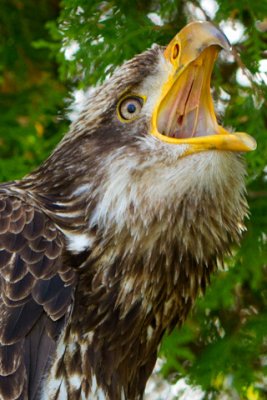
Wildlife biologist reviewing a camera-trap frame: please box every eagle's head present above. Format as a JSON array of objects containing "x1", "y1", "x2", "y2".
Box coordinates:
[{"x1": 35, "y1": 21, "x2": 256, "y2": 262}]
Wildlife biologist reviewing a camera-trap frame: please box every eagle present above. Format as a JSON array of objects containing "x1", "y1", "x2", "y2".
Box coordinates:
[{"x1": 0, "y1": 21, "x2": 256, "y2": 400}]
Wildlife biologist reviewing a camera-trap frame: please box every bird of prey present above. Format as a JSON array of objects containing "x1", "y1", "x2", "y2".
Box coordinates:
[{"x1": 0, "y1": 21, "x2": 256, "y2": 400}]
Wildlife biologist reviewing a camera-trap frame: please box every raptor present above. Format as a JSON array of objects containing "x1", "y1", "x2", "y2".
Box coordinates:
[{"x1": 0, "y1": 21, "x2": 256, "y2": 399}]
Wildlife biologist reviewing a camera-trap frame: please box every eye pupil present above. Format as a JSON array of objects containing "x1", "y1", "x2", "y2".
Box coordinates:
[{"x1": 127, "y1": 103, "x2": 136, "y2": 113}]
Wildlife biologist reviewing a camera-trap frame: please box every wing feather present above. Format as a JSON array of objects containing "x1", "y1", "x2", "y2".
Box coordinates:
[{"x1": 0, "y1": 194, "x2": 77, "y2": 399}]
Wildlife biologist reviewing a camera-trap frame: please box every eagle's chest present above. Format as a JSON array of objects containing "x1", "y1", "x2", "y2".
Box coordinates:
[{"x1": 41, "y1": 214, "x2": 216, "y2": 400}]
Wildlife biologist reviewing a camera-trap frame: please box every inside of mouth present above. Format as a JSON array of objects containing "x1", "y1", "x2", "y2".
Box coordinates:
[{"x1": 157, "y1": 47, "x2": 219, "y2": 139}]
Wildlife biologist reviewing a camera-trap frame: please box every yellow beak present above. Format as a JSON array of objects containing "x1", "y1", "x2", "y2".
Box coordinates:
[{"x1": 151, "y1": 21, "x2": 256, "y2": 155}]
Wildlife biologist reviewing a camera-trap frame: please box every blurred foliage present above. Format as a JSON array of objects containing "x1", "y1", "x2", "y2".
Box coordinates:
[
  {"x1": 0, "y1": 0, "x2": 68, "y2": 180},
  {"x1": 0, "y1": 0, "x2": 266, "y2": 399}
]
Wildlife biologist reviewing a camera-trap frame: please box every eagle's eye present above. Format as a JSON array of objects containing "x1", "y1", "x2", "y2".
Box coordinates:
[{"x1": 117, "y1": 96, "x2": 144, "y2": 121}]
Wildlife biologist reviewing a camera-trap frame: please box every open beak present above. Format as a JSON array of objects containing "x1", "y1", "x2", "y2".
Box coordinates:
[{"x1": 151, "y1": 21, "x2": 256, "y2": 155}]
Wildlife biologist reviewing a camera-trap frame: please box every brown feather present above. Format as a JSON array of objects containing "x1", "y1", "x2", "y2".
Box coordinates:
[{"x1": 0, "y1": 193, "x2": 76, "y2": 398}]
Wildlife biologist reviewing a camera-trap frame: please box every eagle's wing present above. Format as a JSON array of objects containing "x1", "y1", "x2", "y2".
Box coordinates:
[{"x1": 0, "y1": 193, "x2": 77, "y2": 400}]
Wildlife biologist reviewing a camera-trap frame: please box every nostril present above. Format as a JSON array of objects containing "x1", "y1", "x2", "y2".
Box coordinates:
[{"x1": 172, "y1": 43, "x2": 180, "y2": 60}]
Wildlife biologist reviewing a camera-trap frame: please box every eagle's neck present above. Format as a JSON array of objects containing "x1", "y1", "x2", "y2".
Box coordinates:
[{"x1": 23, "y1": 144, "x2": 247, "y2": 259}]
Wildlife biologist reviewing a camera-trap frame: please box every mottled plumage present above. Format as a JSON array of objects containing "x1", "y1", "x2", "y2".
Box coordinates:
[{"x1": 0, "y1": 22, "x2": 255, "y2": 400}]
